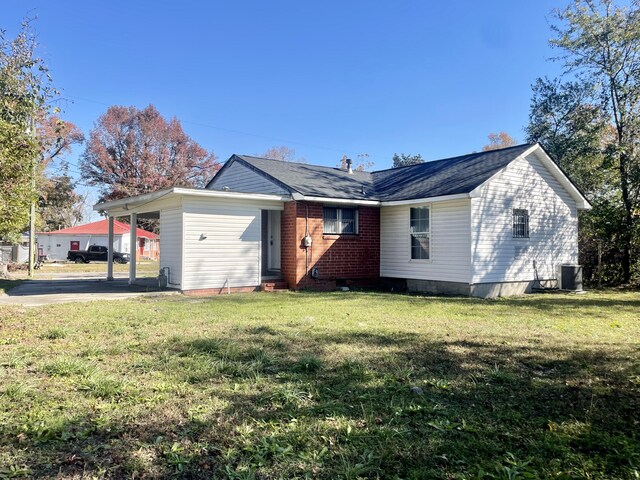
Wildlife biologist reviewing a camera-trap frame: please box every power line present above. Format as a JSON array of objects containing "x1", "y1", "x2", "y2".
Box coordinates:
[{"x1": 62, "y1": 94, "x2": 384, "y2": 162}]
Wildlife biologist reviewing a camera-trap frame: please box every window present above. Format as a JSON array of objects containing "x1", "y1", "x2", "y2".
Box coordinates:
[
  {"x1": 512, "y1": 209, "x2": 529, "y2": 238},
  {"x1": 410, "y1": 206, "x2": 430, "y2": 259},
  {"x1": 323, "y1": 207, "x2": 358, "y2": 234}
]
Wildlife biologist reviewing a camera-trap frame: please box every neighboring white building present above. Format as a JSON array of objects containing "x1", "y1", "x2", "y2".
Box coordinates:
[
  {"x1": 37, "y1": 219, "x2": 159, "y2": 261},
  {"x1": 94, "y1": 143, "x2": 591, "y2": 297}
]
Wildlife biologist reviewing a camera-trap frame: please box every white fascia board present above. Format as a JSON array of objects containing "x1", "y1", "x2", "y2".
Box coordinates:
[
  {"x1": 94, "y1": 188, "x2": 291, "y2": 213},
  {"x1": 380, "y1": 193, "x2": 470, "y2": 206},
  {"x1": 93, "y1": 189, "x2": 174, "y2": 212},
  {"x1": 171, "y1": 188, "x2": 290, "y2": 202}
]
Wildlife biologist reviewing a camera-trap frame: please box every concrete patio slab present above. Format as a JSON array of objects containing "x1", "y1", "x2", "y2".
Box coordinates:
[{"x1": 0, "y1": 277, "x2": 178, "y2": 307}]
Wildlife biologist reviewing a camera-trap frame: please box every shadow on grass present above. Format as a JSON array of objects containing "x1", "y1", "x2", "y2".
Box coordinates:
[
  {"x1": 176, "y1": 289, "x2": 640, "y2": 316},
  {"x1": 5, "y1": 321, "x2": 639, "y2": 479}
]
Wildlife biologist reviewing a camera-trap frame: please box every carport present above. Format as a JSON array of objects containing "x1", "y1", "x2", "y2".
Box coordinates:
[{"x1": 95, "y1": 187, "x2": 288, "y2": 292}]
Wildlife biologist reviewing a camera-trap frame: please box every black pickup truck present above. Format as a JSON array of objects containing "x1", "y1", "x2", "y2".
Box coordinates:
[{"x1": 67, "y1": 245, "x2": 129, "y2": 264}]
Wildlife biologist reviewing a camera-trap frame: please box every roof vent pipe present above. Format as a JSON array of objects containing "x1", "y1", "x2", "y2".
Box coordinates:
[{"x1": 346, "y1": 158, "x2": 353, "y2": 174}]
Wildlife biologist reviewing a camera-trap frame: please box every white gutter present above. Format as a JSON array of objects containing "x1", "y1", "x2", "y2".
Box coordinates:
[
  {"x1": 290, "y1": 192, "x2": 471, "y2": 206},
  {"x1": 291, "y1": 192, "x2": 380, "y2": 206}
]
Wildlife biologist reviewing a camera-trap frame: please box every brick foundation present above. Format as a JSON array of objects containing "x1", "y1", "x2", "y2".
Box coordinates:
[
  {"x1": 281, "y1": 201, "x2": 380, "y2": 290},
  {"x1": 183, "y1": 286, "x2": 259, "y2": 296}
]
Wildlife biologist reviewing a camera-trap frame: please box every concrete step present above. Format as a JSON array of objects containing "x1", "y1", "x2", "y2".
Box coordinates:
[{"x1": 260, "y1": 280, "x2": 289, "y2": 292}]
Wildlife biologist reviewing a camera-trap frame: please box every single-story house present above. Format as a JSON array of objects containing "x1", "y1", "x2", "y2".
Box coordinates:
[
  {"x1": 37, "y1": 219, "x2": 159, "y2": 261},
  {"x1": 94, "y1": 143, "x2": 590, "y2": 297}
]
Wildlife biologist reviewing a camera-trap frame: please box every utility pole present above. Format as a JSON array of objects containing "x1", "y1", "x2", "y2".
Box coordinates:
[
  {"x1": 28, "y1": 192, "x2": 35, "y2": 277},
  {"x1": 28, "y1": 116, "x2": 36, "y2": 278}
]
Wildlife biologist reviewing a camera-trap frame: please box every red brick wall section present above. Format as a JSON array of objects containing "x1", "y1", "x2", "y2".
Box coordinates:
[
  {"x1": 281, "y1": 201, "x2": 299, "y2": 290},
  {"x1": 281, "y1": 201, "x2": 380, "y2": 290}
]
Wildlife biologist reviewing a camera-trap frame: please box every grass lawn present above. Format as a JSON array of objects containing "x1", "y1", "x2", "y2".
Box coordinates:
[
  {"x1": 31, "y1": 260, "x2": 159, "y2": 277},
  {"x1": 0, "y1": 291, "x2": 638, "y2": 479}
]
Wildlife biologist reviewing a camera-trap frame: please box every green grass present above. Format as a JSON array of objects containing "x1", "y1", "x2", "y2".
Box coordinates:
[
  {"x1": 28, "y1": 260, "x2": 159, "y2": 276},
  {"x1": 0, "y1": 290, "x2": 638, "y2": 479}
]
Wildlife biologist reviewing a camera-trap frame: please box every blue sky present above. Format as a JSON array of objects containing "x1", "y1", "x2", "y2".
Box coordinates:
[{"x1": 4, "y1": 0, "x2": 566, "y2": 211}]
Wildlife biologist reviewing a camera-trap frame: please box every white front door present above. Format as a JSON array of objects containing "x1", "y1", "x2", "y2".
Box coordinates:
[{"x1": 267, "y1": 210, "x2": 281, "y2": 271}]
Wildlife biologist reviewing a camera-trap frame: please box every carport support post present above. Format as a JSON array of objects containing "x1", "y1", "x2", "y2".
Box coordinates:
[
  {"x1": 107, "y1": 216, "x2": 114, "y2": 281},
  {"x1": 128, "y1": 213, "x2": 137, "y2": 285}
]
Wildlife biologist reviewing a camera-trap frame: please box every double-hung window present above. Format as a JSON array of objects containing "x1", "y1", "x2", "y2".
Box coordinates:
[
  {"x1": 512, "y1": 209, "x2": 529, "y2": 238},
  {"x1": 323, "y1": 207, "x2": 358, "y2": 234},
  {"x1": 410, "y1": 206, "x2": 430, "y2": 259}
]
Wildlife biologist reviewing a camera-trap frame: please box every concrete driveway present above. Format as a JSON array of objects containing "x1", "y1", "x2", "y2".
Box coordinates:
[{"x1": 0, "y1": 277, "x2": 177, "y2": 307}]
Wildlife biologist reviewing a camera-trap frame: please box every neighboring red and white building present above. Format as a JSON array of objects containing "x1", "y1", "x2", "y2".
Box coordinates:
[{"x1": 37, "y1": 219, "x2": 159, "y2": 261}]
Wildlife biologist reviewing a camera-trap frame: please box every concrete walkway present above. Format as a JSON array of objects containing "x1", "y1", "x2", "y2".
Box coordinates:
[{"x1": 0, "y1": 277, "x2": 177, "y2": 307}]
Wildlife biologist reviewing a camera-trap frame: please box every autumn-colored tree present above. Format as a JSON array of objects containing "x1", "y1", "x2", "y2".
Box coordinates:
[
  {"x1": 38, "y1": 115, "x2": 84, "y2": 169},
  {"x1": 482, "y1": 132, "x2": 517, "y2": 151},
  {"x1": 81, "y1": 105, "x2": 219, "y2": 201},
  {"x1": 392, "y1": 153, "x2": 424, "y2": 168},
  {"x1": 337, "y1": 153, "x2": 374, "y2": 172},
  {"x1": 260, "y1": 145, "x2": 306, "y2": 163},
  {"x1": 33, "y1": 116, "x2": 85, "y2": 231}
]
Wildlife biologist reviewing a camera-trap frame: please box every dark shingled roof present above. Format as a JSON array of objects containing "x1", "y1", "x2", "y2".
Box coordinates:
[
  {"x1": 371, "y1": 143, "x2": 533, "y2": 201},
  {"x1": 229, "y1": 143, "x2": 534, "y2": 201},
  {"x1": 235, "y1": 155, "x2": 375, "y2": 200}
]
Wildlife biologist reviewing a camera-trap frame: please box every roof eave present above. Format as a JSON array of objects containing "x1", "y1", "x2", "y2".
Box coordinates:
[
  {"x1": 94, "y1": 187, "x2": 291, "y2": 214},
  {"x1": 289, "y1": 192, "x2": 473, "y2": 206}
]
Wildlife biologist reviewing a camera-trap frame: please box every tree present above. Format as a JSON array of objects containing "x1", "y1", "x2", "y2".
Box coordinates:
[
  {"x1": 260, "y1": 145, "x2": 306, "y2": 163},
  {"x1": 39, "y1": 174, "x2": 84, "y2": 231},
  {"x1": 81, "y1": 104, "x2": 219, "y2": 201},
  {"x1": 0, "y1": 20, "x2": 55, "y2": 247},
  {"x1": 38, "y1": 115, "x2": 84, "y2": 169},
  {"x1": 526, "y1": 77, "x2": 612, "y2": 195},
  {"x1": 482, "y1": 132, "x2": 518, "y2": 151},
  {"x1": 34, "y1": 117, "x2": 84, "y2": 231},
  {"x1": 392, "y1": 153, "x2": 424, "y2": 168},
  {"x1": 548, "y1": 0, "x2": 640, "y2": 283}
]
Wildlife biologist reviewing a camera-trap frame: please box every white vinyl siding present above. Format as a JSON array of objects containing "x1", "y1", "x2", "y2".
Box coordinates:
[
  {"x1": 181, "y1": 197, "x2": 284, "y2": 291},
  {"x1": 208, "y1": 161, "x2": 290, "y2": 195},
  {"x1": 159, "y1": 208, "x2": 183, "y2": 288},
  {"x1": 380, "y1": 199, "x2": 471, "y2": 283},
  {"x1": 471, "y1": 151, "x2": 579, "y2": 284}
]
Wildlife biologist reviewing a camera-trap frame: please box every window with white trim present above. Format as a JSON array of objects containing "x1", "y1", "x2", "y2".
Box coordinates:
[
  {"x1": 410, "y1": 206, "x2": 430, "y2": 259},
  {"x1": 512, "y1": 209, "x2": 529, "y2": 238},
  {"x1": 323, "y1": 207, "x2": 358, "y2": 234}
]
